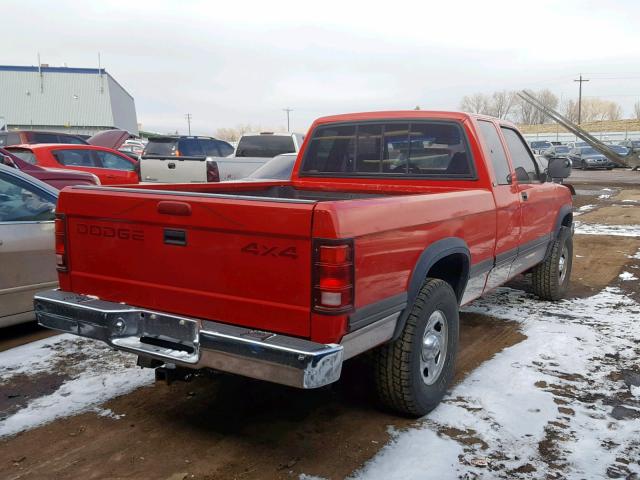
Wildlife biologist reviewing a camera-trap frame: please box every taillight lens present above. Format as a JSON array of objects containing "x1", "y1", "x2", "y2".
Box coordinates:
[
  {"x1": 55, "y1": 214, "x2": 68, "y2": 272},
  {"x1": 313, "y1": 239, "x2": 354, "y2": 314},
  {"x1": 207, "y1": 161, "x2": 220, "y2": 182}
]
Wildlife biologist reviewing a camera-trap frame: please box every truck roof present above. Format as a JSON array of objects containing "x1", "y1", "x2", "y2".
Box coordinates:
[{"x1": 311, "y1": 110, "x2": 516, "y2": 128}]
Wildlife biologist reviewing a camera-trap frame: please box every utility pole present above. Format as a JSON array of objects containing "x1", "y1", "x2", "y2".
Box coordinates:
[
  {"x1": 283, "y1": 107, "x2": 293, "y2": 132},
  {"x1": 185, "y1": 113, "x2": 192, "y2": 135},
  {"x1": 574, "y1": 74, "x2": 589, "y2": 124}
]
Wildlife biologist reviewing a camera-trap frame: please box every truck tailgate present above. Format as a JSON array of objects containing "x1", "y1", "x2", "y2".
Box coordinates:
[
  {"x1": 60, "y1": 188, "x2": 316, "y2": 337},
  {"x1": 140, "y1": 157, "x2": 207, "y2": 183}
]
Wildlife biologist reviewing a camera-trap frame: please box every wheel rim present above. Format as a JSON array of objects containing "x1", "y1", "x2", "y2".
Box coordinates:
[
  {"x1": 558, "y1": 244, "x2": 569, "y2": 283},
  {"x1": 420, "y1": 310, "x2": 448, "y2": 386}
]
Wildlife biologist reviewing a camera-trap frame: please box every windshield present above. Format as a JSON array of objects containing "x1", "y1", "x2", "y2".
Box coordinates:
[
  {"x1": 610, "y1": 145, "x2": 628, "y2": 154},
  {"x1": 531, "y1": 141, "x2": 551, "y2": 148},
  {"x1": 247, "y1": 154, "x2": 296, "y2": 180},
  {"x1": 581, "y1": 147, "x2": 598, "y2": 155},
  {"x1": 236, "y1": 135, "x2": 295, "y2": 157},
  {"x1": 555, "y1": 146, "x2": 569, "y2": 153}
]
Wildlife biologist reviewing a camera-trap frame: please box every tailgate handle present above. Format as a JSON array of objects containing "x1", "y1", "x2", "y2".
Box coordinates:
[
  {"x1": 164, "y1": 229, "x2": 187, "y2": 246},
  {"x1": 157, "y1": 201, "x2": 191, "y2": 216},
  {"x1": 168, "y1": 162, "x2": 176, "y2": 169}
]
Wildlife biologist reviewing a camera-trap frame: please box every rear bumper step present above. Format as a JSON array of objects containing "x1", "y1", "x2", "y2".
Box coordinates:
[{"x1": 34, "y1": 289, "x2": 345, "y2": 389}]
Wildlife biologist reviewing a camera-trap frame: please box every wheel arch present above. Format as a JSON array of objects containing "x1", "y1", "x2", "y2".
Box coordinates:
[{"x1": 392, "y1": 238, "x2": 470, "y2": 340}]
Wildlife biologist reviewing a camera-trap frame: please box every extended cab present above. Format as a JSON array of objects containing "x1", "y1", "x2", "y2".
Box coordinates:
[{"x1": 34, "y1": 111, "x2": 573, "y2": 416}]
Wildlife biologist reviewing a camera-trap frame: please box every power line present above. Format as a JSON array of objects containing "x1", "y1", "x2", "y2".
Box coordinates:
[
  {"x1": 184, "y1": 113, "x2": 192, "y2": 135},
  {"x1": 283, "y1": 107, "x2": 293, "y2": 132},
  {"x1": 574, "y1": 75, "x2": 590, "y2": 124}
]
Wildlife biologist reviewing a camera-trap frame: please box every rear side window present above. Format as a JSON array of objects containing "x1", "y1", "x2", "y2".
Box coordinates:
[
  {"x1": 177, "y1": 138, "x2": 204, "y2": 156},
  {"x1": 6, "y1": 149, "x2": 37, "y2": 165},
  {"x1": 478, "y1": 120, "x2": 511, "y2": 185},
  {"x1": 199, "y1": 139, "x2": 221, "y2": 157},
  {"x1": 0, "y1": 172, "x2": 56, "y2": 222},
  {"x1": 236, "y1": 135, "x2": 296, "y2": 157},
  {"x1": 217, "y1": 141, "x2": 234, "y2": 157},
  {"x1": 52, "y1": 149, "x2": 97, "y2": 167},
  {"x1": 501, "y1": 128, "x2": 540, "y2": 183},
  {"x1": 95, "y1": 151, "x2": 135, "y2": 170},
  {"x1": 301, "y1": 121, "x2": 473, "y2": 178}
]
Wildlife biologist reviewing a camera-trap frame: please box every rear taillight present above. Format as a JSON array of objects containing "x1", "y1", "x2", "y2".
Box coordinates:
[
  {"x1": 207, "y1": 161, "x2": 220, "y2": 182},
  {"x1": 312, "y1": 239, "x2": 354, "y2": 314},
  {"x1": 55, "y1": 214, "x2": 68, "y2": 272}
]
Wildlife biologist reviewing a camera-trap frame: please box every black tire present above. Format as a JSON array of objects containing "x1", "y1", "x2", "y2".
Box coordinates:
[
  {"x1": 581, "y1": 161, "x2": 586, "y2": 170},
  {"x1": 531, "y1": 226, "x2": 573, "y2": 301},
  {"x1": 373, "y1": 278, "x2": 459, "y2": 417}
]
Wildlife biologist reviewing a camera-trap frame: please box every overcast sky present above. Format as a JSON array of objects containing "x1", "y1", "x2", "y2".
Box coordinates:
[{"x1": 4, "y1": 0, "x2": 640, "y2": 135}]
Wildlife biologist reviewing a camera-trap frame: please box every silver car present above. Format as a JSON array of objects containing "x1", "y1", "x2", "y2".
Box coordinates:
[{"x1": 0, "y1": 163, "x2": 58, "y2": 327}]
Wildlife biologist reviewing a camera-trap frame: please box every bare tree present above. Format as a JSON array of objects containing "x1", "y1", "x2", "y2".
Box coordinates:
[
  {"x1": 634, "y1": 101, "x2": 640, "y2": 120},
  {"x1": 214, "y1": 123, "x2": 262, "y2": 142},
  {"x1": 460, "y1": 93, "x2": 490, "y2": 115},
  {"x1": 489, "y1": 90, "x2": 517, "y2": 119},
  {"x1": 514, "y1": 89, "x2": 559, "y2": 124},
  {"x1": 561, "y1": 99, "x2": 579, "y2": 123}
]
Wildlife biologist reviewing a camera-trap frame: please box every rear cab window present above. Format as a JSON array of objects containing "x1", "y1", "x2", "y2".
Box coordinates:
[
  {"x1": 236, "y1": 135, "x2": 296, "y2": 157},
  {"x1": 300, "y1": 121, "x2": 474, "y2": 178}
]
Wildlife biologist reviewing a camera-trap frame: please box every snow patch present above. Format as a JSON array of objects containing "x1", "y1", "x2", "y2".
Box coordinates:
[
  {"x1": 574, "y1": 222, "x2": 640, "y2": 237},
  {"x1": 619, "y1": 271, "x2": 638, "y2": 281},
  {"x1": 352, "y1": 288, "x2": 640, "y2": 480},
  {"x1": 0, "y1": 335, "x2": 154, "y2": 438}
]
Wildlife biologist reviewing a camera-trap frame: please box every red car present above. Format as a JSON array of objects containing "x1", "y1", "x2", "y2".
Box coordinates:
[
  {"x1": 1, "y1": 147, "x2": 99, "y2": 189},
  {"x1": 7, "y1": 144, "x2": 138, "y2": 185},
  {"x1": 35, "y1": 111, "x2": 573, "y2": 417}
]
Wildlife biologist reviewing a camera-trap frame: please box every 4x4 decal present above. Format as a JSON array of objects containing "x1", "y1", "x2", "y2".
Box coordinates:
[{"x1": 241, "y1": 242, "x2": 298, "y2": 259}]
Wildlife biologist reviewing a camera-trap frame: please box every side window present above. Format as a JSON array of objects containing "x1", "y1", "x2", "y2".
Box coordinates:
[
  {"x1": 478, "y1": 120, "x2": 511, "y2": 185},
  {"x1": 52, "y1": 149, "x2": 97, "y2": 167},
  {"x1": 0, "y1": 173, "x2": 56, "y2": 222},
  {"x1": 95, "y1": 151, "x2": 135, "y2": 171},
  {"x1": 200, "y1": 139, "x2": 221, "y2": 157},
  {"x1": 177, "y1": 138, "x2": 204, "y2": 157},
  {"x1": 31, "y1": 133, "x2": 61, "y2": 143},
  {"x1": 500, "y1": 127, "x2": 540, "y2": 183}
]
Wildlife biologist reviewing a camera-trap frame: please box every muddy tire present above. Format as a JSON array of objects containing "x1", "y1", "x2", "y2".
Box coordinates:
[
  {"x1": 531, "y1": 226, "x2": 573, "y2": 301},
  {"x1": 373, "y1": 278, "x2": 459, "y2": 417}
]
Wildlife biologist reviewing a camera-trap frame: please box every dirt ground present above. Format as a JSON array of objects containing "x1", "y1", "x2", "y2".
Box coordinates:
[{"x1": 1, "y1": 176, "x2": 638, "y2": 480}]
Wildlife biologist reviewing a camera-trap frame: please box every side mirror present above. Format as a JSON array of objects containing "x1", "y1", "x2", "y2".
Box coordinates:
[{"x1": 548, "y1": 157, "x2": 571, "y2": 179}]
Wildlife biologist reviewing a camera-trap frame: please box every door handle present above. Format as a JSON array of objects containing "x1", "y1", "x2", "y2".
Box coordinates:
[{"x1": 521, "y1": 191, "x2": 529, "y2": 201}]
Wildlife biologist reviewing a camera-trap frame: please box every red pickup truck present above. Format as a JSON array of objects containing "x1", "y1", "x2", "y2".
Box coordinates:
[{"x1": 34, "y1": 111, "x2": 573, "y2": 416}]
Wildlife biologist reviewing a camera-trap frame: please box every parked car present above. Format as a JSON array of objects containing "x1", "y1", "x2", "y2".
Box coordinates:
[
  {"x1": 121, "y1": 139, "x2": 146, "y2": 156},
  {"x1": 6, "y1": 144, "x2": 139, "y2": 185},
  {"x1": 1, "y1": 147, "x2": 100, "y2": 189},
  {"x1": 0, "y1": 130, "x2": 88, "y2": 147},
  {"x1": 566, "y1": 141, "x2": 588, "y2": 149},
  {"x1": 529, "y1": 140, "x2": 552, "y2": 154},
  {"x1": 140, "y1": 136, "x2": 264, "y2": 183},
  {"x1": 242, "y1": 153, "x2": 297, "y2": 181},
  {"x1": 35, "y1": 110, "x2": 574, "y2": 417},
  {"x1": 542, "y1": 145, "x2": 571, "y2": 159},
  {"x1": 235, "y1": 132, "x2": 304, "y2": 157},
  {"x1": 568, "y1": 147, "x2": 614, "y2": 170},
  {"x1": 617, "y1": 139, "x2": 640, "y2": 153},
  {"x1": 0, "y1": 163, "x2": 58, "y2": 327}
]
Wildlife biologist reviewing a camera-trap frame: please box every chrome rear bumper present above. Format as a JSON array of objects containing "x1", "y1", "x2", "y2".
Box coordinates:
[{"x1": 34, "y1": 289, "x2": 345, "y2": 389}]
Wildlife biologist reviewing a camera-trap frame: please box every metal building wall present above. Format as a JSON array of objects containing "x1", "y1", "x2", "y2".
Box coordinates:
[{"x1": 0, "y1": 66, "x2": 138, "y2": 135}]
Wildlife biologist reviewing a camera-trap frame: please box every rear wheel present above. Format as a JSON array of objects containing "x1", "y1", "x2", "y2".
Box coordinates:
[
  {"x1": 581, "y1": 160, "x2": 587, "y2": 170},
  {"x1": 373, "y1": 278, "x2": 459, "y2": 417},
  {"x1": 531, "y1": 226, "x2": 573, "y2": 300}
]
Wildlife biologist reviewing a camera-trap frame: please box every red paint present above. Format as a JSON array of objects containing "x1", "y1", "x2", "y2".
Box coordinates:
[
  {"x1": 55, "y1": 111, "x2": 572, "y2": 344},
  {"x1": 8, "y1": 144, "x2": 139, "y2": 185}
]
